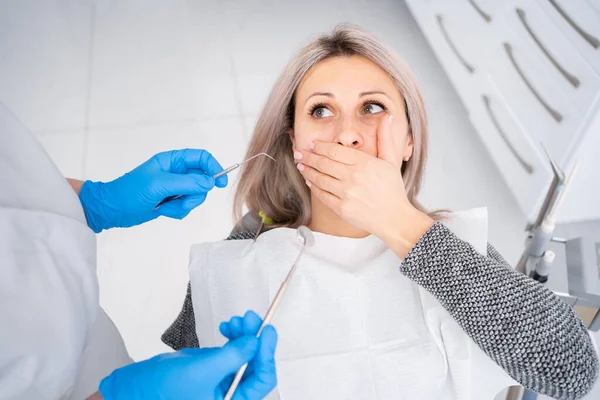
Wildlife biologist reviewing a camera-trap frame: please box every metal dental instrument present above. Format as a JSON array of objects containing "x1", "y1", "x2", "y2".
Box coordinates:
[
  {"x1": 154, "y1": 152, "x2": 275, "y2": 209},
  {"x1": 224, "y1": 226, "x2": 315, "y2": 400},
  {"x1": 213, "y1": 152, "x2": 276, "y2": 179}
]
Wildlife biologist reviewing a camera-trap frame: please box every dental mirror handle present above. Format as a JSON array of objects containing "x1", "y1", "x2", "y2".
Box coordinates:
[{"x1": 224, "y1": 260, "x2": 301, "y2": 400}]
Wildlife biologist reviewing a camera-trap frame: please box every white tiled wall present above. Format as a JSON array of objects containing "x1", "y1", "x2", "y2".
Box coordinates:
[
  {"x1": 6, "y1": 1, "x2": 590, "y2": 396},
  {"x1": 0, "y1": 1, "x2": 92, "y2": 133}
]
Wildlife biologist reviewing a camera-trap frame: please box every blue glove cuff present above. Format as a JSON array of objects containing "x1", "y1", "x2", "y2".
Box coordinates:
[
  {"x1": 98, "y1": 374, "x2": 116, "y2": 400},
  {"x1": 79, "y1": 180, "x2": 106, "y2": 233}
]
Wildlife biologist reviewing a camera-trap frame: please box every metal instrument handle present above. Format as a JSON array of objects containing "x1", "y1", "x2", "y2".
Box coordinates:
[{"x1": 212, "y1": 163, "x2": 240, "y2": 179}]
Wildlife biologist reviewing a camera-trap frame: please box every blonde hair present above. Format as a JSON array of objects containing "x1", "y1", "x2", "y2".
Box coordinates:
[{"x1": 234, "y1": 24, "x2": 431, "y2": 229}]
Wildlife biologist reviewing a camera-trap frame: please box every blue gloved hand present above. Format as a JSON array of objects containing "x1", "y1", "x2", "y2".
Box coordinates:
[
  {"x1": 79, "y1": 149, "x2": 228, "y2": 232},
  {"x1": 99, "y1": 311, "x2": 278, "y2": 400},
  {"x1": 218, "y1": 311, "x2": 278, "y2": 397}
]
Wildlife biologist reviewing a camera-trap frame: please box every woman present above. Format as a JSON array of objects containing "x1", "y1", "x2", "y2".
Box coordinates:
[{"x1": 163, "y1": 25, "x2": 598, "y2": 399}]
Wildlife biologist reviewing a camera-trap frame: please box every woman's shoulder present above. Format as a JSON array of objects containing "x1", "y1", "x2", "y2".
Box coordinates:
[
  {"x1": 225, "y1": 230, "x2": 258, "y2": 241},
  {"x1": 189, "y1": 231, "x2": 256, "y2": 257}
]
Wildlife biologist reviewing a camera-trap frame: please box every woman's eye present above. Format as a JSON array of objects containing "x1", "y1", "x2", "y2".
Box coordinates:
[
  {"x1": 312, "y1": 106, "x2": 334, "y2": 119},
  {"x1": 364, "y1": 103, "x2": 385, "y2": 115}
]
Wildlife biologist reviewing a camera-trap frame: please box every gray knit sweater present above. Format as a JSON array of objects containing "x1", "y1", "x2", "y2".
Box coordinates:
[{"x1": 162, "y1": 222, "x2": 599, "y2": 399}]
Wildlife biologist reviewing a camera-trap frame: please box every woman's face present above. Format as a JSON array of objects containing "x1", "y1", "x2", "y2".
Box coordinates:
[{"x1": 291, "y1": 55, "x2": 413, "y2": 160}]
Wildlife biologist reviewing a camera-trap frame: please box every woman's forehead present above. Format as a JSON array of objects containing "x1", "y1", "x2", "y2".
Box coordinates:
[{"x1": 296, "y1": 55, "x2": 401, "y2": 102}]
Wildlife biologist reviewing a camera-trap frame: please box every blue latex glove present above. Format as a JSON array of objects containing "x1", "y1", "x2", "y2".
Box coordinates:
[
  {"x1": 218, "y1": 311, "x2": 278, "y2": 396},
  {"x1": 99, "y1": 311, "x2": 278, "y2": 400},
  {"x1": 79, "y1": 149, "x2": 228, "y2": 232}
]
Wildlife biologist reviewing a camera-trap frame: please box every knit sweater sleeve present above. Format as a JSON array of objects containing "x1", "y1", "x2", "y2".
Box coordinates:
[{"x1": 400, "y1": 222, "x2": 599, "y2": 400}]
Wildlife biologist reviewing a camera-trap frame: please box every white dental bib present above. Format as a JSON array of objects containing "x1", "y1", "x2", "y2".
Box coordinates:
[{"x1": 189, "y1": 211, "x2": 517, "y2": 399}]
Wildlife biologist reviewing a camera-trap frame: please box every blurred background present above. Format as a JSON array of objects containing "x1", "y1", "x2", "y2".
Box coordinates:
[{"x1": 1, "y1": 1, "x2": 599, "y2": 398}]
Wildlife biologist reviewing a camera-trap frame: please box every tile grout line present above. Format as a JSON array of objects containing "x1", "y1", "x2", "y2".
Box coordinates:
[{"x1": 82, "y1": 0, "x2": 97, "y2": 180}]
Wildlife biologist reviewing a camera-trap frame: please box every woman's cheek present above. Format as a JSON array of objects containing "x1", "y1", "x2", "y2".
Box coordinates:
[
  {"x1": 357, "y1": 116, "x2": 379, "y2": 143},
  {"x1": 359, "y1": 114, "x2": 380, "y2": 127},
  {"x1": 295, "y1": 119, "x2": 336, "y2": 147}
]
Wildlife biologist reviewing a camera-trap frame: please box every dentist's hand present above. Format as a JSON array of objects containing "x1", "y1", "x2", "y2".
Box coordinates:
[
  {"x1": 79, "y1": 149, "x2": 228, "y2": 232},
  {"x1": 219, "y1": 311, "x2": 278, "y2": 397},
  {"x1": 98, "y1": 311, "x2": 278, "y2": 400}
]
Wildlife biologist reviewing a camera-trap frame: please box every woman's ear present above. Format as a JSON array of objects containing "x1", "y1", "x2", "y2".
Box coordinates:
[
  {"x1": 404, "y1": 131, "x2": 414, "y2": 160},
  {"x1": 288, "y1": 128, "x2": 296, "y2": 151}
]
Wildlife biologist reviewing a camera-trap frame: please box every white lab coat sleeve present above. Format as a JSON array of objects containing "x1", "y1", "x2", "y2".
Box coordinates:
[
  {"x1": 0, "y1": 209, "x2": 99, "y2": 400},
  {"x1": 0, "y1": 103, "x2": 100, "y2": 400}
]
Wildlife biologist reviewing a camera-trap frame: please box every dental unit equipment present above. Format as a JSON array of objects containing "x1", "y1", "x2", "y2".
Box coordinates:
[
  {"x1": 212, "y1": 152, "x2": 276, "y2": 179},
  {"x1": 525, "y1": 145, "x2": 566, "y2": 234},
  {"x1": 513, "y1": 149, "x2": 600, "y2": 329},
  {"x1": 224, "y1": 226, "x2": 315, "y2": 400},
  {"x1": 508, "y1": 152, "x2": 598, "y2": 400},
  {"x1": 530, "y1": 250, "x2": 555, "y2": 283},
  {"x1": 516, "y1": 146, "x2": 577, "y2": 275},
  {"x1": 155, "y1": 152, "x2": 275, "y2": 209}
]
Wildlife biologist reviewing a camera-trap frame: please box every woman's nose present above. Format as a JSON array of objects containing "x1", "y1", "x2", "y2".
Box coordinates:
[{"x1": 334, "y1": 118, "x2": 363, "y2": 149}]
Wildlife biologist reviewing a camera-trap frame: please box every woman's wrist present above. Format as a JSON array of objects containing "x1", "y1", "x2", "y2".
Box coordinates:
[
  {"x1": 66, "y1": 178, "x2": 85, "y2": 195},
  {"x1": 381, "y1": 206, "x2": 434, "y2": 259},
  {"x1": 86, "y1": 391, "x2": 103, "y2": 400}
]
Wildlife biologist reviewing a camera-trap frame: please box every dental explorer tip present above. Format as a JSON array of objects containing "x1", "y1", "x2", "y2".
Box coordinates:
[{"x1": 258, "y1": 152, "x2": 276, "y2": 161}]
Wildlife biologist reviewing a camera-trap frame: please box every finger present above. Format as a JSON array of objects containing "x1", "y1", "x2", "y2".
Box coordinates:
[
  {"x1": 180, "y1": 193, "x2": 208, "y2": 211},
  {"x1": 156, "y1": 199, "x2": 192, "y2": 220},
  {"x1": 310, "y1": 141, "x2": 362, "y2": 165},
  {"x1": 160, "y1": 172, "x2": 215, "y2": 197},
  {"x1": 193, "y1": 149, "x2": 229, "y2": 188},
  {"x1": 298, "y1": 164, "x2": 345, "y2": 199},
  {"x1": 220, "y1": 322, "x2": 232, "y2": 339},
  {"x1": 376, "y1": 115, "x2": 399, "y2": 165},
  {"x1": 219, "y1": 374, "x2": 235, "y2": 395},
  {"x1": 306, "y1": 179, "x2": 342, "y2": 216},
  {"x1": 217, "y1": 322, "x2": 257, "y2": 376},
  {"x1": 155, "y1": 193, "x2": 207, "y2": 219},
  {"x1": 205, "y1": 336, "x2": 258, "y2": 380},
  {"x1": 236, "y1": 325, "x2": 278, "y2": 400},
  {"x1": 229, "y1": 316, "x2": 244, "y2": 339},
  {"x1": 178, "y1": 347, "x2": 212, "y2": 357},
  {"x1": 298, "y1": 151, "x2": 348, "y2": 181},
  {"x1": 242, "y1": 310, "x2": 263, "y2": 336},
  {"x1": 187, "y1": 167, "x2": 228, "y2": 188},
  {"x1": 170, "y1": 149, "x2": 228, "y2": 179}
]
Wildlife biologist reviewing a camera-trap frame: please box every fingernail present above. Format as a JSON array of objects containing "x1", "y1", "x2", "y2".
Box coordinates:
[
  {"x1": 293, "y1": 151, "x2": 303, "y2": 160},
  {"x1": 297, "y1": 163, "x2": 305, "y2": 172},
  {"x1": 308, "y1": 141, "x2": 315, "y2": 150},
  {"x1": 388, "y1": 115, "x2": 393, "y2": 125},
  {"x1": 305, "y1": 180, "x2": 312, "y2": 187}
]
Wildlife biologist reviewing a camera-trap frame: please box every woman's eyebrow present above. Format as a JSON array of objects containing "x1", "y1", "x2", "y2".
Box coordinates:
[
  {"x1": 359, "y1": 90, "x2": 391, "y2": 100},
  {"x1": 305, "y1": 92, "x2": 334, "y2": 104},
  {"x1": 304, "y1": 90, "x2": 392, "y2": 104}
]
